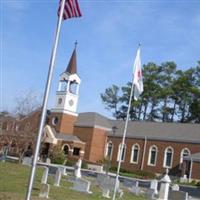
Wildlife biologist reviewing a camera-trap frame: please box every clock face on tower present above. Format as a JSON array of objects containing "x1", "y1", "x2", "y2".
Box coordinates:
[{"x1": 68, "y1": 99, "x2": 74, "y2": 106}]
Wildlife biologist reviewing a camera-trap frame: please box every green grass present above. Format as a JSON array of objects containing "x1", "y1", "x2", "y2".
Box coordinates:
[{"x1": 0, "y1": 162, "x2": 146, "y2": 200}]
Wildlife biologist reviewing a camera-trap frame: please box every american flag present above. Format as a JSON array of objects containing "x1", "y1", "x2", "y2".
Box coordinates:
[{"x1": 58, "y1": 0, "x2": 82, "y2": 20}]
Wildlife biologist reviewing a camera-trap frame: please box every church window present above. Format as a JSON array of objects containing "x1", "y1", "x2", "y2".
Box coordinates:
[
  {"x1": 130, "y1": 144, "x2": 140, "y2": 164},
  {"x1": 163, "y1": 147, "x2": 173, "y2": 168},
  {"x1": 73, "y1": 147, "x2": 80, "y2": 156},
  {"x1": 117, "y1": 143, "x2": 126, "y2": 162},
  {"x1": 180, "y1": 148, "x2": 190, "y2": 163},
  {"x1": 148, "y1": 145, "x2": 158, "y2": 166},
  {"x1": 58, "y1": 98, "x2": 62, "y2": 105},
  {"x1": 105, "y1": 141, "x2": 113, "y2": 160},
  {"x1": 62, "y1": 144, "x2": 70, "y2": 155},
  {"x1": 52, "y1": 117, "x2": 59, "y2": 126}
]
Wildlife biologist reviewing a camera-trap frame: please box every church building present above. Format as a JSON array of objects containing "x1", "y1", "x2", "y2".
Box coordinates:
[{"x1": 1, "y1": 47, "x2": 200, "y2": 180}]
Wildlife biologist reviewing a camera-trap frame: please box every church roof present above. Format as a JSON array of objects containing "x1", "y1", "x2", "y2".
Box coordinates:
[
  {"x1": 65, "y1": 48, "x2": 77, "y2": 74},
  {"x1": 108, "y1": 120, "x2": 200, "y2": 144},
  {"x1": 56, "y1": 133, "x2": 82, "y2": 142},
  {"x1": 75, "y1": 112, "x2": 112, "y2": 130},
  {"x1": 50, "y1": 126, "x2": 83, "y2": 143},
  {"x1": 75, "y1": 112, "x2": 200, "y2": 143}
]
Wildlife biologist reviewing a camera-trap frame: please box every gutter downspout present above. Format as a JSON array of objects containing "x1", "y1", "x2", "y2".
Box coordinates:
[{"x1": 141, "y1": 136, "x2": 147, "y2": 170}]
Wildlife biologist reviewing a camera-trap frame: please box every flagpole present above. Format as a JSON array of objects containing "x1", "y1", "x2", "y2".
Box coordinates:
[
  {"x1": 25, "y1": 0, "x2": 66, "y2": 199},
  {"x1": 112, "y1": 45, "x2": 141, "y2": 200},
  {"x1": 112, "y1": 79, "x2": 135, "y2": 200}
]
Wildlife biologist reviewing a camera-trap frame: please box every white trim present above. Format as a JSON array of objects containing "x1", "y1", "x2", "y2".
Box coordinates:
[
  {"x1": 94, "y1": 125, "x2": 112, "y2": 131},
  {"x1": 130, "y1": 143, "x2": 140, "y2": 164},
  {"x1": 105, "y1": 141, "x2": 113, "y2": 159},
  {"x1": 62, "y1": 144, "x2": 70, "y2": 155},
  {"x1": 117, "y1": 143, "x2": 126, "y2": 162},
  {"x1": 180, "y1": 148, "x2": 190, "y2": 164},
  {"x1": 147, "y1": 145, "x2": 158, "y2": 166},
  {"x1": 80, "y1": 150, "x2": 85, "y2": 154},
  {"x1": 163, "y1": 146, "x2": 174, "y2": 168},
  {"x1": 51, "y1": 109, "x2": 78, "y2": 116}
]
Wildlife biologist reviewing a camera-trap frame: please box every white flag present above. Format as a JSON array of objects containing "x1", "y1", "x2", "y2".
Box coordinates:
[{"x1": 133, "y1": 47, "x2": 143, "y2": 100}]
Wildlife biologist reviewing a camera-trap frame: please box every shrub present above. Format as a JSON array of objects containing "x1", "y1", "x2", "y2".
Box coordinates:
[
  {"x1": 109, "y1": 165, "x2": 156, "y2": 179},
  {"x1": 49, "y1": 146, "x2": 66, "y2": 164},
  {"x1": 196, "y1": 181, "x2": 200, "y2": 187}
]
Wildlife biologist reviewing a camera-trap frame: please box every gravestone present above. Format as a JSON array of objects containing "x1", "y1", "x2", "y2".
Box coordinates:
[
  {"x1": 22, "y1": 157, "x2": 32, "y2": 166},
  {"x1": 129, "y1": 185, "x2": 142, "y2": 196},
  {"x1": 97, "y1": 175, "x2": 123, "y2": 198},
  {"x1": 168, "y1": 190, "x2": 188, "y2": 200},
  {"x1": 41, "y1": 167, "x2": 49, "y2": 184},
  {"x1": 144, "y1": 188, "x2": 156, "y2": 200},
  {"x1": 74, "y1": 158, "x2": 82, "y2": 178},
  {"x1": 54, "y1": 168, "x2": 62, "y2": 187},
  {"x1": 150, "y1": 179, "x2": 158, "y2": 195},
  {"x1": 171, "y1": 184, "x2": 179, "y2": 191},
  {"x1": 71, "y1": 178, "x2": 92, "y2": 194},
  {"x1": 46, "y1": 158, "x2": 51, "y2": 164},
  {"x1": 39, "y1": 184, "x2": 50, "y2": 198}
]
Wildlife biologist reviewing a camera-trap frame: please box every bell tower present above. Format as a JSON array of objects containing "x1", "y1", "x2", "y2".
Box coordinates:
[{"x1": 50, "y1": 44, "x2": 81, "y2": 134}]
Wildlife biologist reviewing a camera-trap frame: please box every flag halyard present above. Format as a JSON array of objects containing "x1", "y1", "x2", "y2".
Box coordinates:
[
  {"x1": 58, "y1": 0, "x2": 82, "y2": 20},
  {"x1": 133, "y1": 47, "x2": 143, "y2": 100}
]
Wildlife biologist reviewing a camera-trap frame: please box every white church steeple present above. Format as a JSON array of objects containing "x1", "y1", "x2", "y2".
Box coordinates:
[{"x1": 53, "y1": 44, "x2": 81, "y2": 116}]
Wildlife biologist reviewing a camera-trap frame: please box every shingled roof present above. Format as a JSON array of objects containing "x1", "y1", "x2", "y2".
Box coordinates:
[
  {"x1": 65, "y1": 48, "x2": 77, "y2": 74},
  {"x1": 75, "y1": 112, "x2": 200, "y2": 143},
  {"x1": 109, "y1": 120, "x2": 200, "y2": 143},
  {"x1": 75, "y1": 112, "x2": 112, "y2": 130}
]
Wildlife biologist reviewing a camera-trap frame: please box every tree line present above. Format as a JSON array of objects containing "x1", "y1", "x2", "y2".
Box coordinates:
[{"x1": 101, "y1": 61, "x2": 200, "y2": 123}]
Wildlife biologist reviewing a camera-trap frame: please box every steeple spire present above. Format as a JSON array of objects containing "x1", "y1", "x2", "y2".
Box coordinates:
[{"x1": 65, "y1": 42, "x2": 78, "y2": 74}]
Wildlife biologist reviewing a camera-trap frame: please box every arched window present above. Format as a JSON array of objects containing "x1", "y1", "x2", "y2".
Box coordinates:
[
  {"x1": 180, "y1": 148, "x2": 190, "y2": 163},
  {"x1": 130, "y1": 144, "x2": 140, "y2": 164},
  {"x1": 105, "y1": 141, "x2": 113, "y2": 159},
  {"x1": 148, "y1": 145, "x2": 158, "y2": 166},
  {"x1": 117, "y1": 143, "x2": 126, "y2": 162},
  {"x1": 163, "y1": 147, "x2": 174, "y2": 168},
  {"x1": 62, "y1": 144, "x2": 70, "y2": 155}
]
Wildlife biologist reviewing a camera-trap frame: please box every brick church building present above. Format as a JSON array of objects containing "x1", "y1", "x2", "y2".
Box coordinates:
[{"x1": 1, "y1": 47, "x2": 200, "y2": 180}]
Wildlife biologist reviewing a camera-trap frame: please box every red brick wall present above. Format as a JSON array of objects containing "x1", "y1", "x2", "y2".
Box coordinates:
[
  {"x1": 49, "y1": 112, "x2": 77, "y2": 134},
  {"x1": 108, "y1": 136, "x2": 200, "y2": 176},
  {"x1": 192, "y1": 162, "x2": 200, "y2": 179},
  {"x1": 74, "y1": 126, "x2": 107, "y2": 163}
]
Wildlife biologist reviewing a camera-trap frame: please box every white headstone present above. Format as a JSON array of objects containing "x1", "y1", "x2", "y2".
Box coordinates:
[
  {"x1": 150, "y1": 179, "x2": 158, "y2": 194},
  {"x1": 74, "y1": 158, "x2": 82, "y2": 178},
  {"x1": 22, "y1": 157, "x2": 32, "y2": 166},
  {"x1": 39, "y1": 184, "x2": 50, "y2": 198},
  {"x1": 41, "y1": 167, "x2": 49, "y2": 184},
  {"x1": 71, "y1": 178, "x2": 92, "y2": 194},
  {"x1": 102, "y1": 188, "x2": 111, "y2": 199},
  {"x1": 171, "y1": 184, "x2": 179, "y2": 191},
  {"x1": 54, "y1": 168, "x2": 62, "y2": 187},
  {"x1": 46, "y1": 158, "x2": 51, "y2": 164}
]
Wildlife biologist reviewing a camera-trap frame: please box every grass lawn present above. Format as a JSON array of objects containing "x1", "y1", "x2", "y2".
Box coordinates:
[{"x1": 0, "y1": 162, "x2": 146, "y2": 200}]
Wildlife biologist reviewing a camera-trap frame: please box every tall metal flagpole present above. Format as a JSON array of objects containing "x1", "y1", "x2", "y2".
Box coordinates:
[
  {"x1": 112, "y1": 45, "x2": 141, "y2": 200},
  {"x1": 112, "y1": 79, "x2": 135, "y2": 200},
  {"x1": 25, "y1": 0, "x2": 66, "y2": 199}
]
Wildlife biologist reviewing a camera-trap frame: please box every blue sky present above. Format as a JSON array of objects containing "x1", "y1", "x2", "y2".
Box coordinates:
[{"x1": 1, "y1": 0, "x2": 200, "y2": 117}]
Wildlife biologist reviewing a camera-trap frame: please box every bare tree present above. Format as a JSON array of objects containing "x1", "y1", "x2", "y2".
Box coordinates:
[{"x1": 14, "y1": 90, "x2": 42, "y2": 115}]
